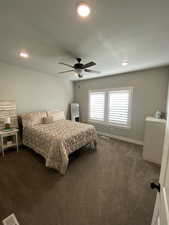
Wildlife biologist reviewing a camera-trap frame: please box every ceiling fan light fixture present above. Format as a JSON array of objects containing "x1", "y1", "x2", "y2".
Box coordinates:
[
  {"x1": 58, "y1": 58, "x2": 100, "y2": 79},
  {"x1": 75, "y1": 68, "x2": 83, "y2": 75},
  {"x1": 77, "y1": 2, "x2": 91, "y2": 17}
]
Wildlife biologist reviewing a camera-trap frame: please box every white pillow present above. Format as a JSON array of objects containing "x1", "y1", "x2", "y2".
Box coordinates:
[
  {"x1": 47, "y1": 110, "x2": 65, "y2": 121},
  {"x1": 21, "y1": 111, "x2": 47, "y2": 127},
  {"x1": 42, "y1": 116, "x2": 54, "y2": 124}
]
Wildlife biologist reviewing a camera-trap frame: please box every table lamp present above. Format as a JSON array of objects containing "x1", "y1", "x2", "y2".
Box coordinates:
[{"x1": 4, "y1": 117, "x2": 11, "y2": 129}]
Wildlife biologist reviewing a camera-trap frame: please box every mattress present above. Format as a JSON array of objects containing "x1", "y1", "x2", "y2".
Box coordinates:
[{"x1": 23, "y1": 120, "x2": 97, "y2": 174}]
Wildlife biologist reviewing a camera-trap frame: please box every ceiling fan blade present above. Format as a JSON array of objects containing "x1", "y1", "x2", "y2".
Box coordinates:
[
  {"x1": 57, "y1": 70, "x2": 74, "y2": 74},
  {"x1": 84, "y1": 69, "x2": 101, "y2": 74},
  {"x1": 82, "y1": 61, "x2": 96, "y2": 69},
  {"x1": 59, "y1": 62, "x2": 73, "y2": 68}
]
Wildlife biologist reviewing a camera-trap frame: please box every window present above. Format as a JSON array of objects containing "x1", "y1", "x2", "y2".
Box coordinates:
[
  {"x1": 108, "y1": 90, "x2": 130, "y2": 126},
  {"x1": 89, "y1": 92, "x2": 105, "y2": 121},
  {"x1": 88, "y1": 88, "x2": 132, "y2": 128}
]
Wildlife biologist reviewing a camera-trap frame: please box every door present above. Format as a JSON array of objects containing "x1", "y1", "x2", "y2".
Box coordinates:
[{"x1": 151, "y1": 108, "x2": 169, "y2": 225}]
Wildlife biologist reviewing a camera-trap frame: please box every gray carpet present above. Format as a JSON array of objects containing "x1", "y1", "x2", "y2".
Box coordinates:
[{"x1": 0, "y1": 136, "x2": 160, "y2": 225}]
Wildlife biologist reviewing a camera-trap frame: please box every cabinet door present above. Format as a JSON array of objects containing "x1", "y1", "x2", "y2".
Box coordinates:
[{"x1": 143, "y1": 119, "x2": 166, "y2": 164}]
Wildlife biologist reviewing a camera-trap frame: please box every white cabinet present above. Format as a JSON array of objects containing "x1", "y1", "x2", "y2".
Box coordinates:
[{"x1": 143, "y1": 117, "x2": 166, "y2": 165}]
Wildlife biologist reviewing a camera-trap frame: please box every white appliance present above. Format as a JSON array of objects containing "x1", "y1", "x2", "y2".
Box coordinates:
[
  {"x1": 71, "y1": 103, "x2": 80, "y2": 122},
  {"x1": 143, "y1": 117, "x2": 166, "y2": 165}
]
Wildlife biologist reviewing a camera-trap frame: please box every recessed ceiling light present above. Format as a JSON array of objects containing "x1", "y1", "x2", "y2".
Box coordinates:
[
  {"x1": 19, "y1": 50, "x2": 29, "y2": 58},
  {"x1": 77, "y1": 2, "x2": 91, "y2": 17},
  {"x1": 122, "y1": 59, "x2": 128, "y2": 66}
]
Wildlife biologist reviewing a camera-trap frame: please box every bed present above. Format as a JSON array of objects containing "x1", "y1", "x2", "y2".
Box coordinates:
[{"x1": 21, "y1": 111, "x2": 97, "y2": 174}]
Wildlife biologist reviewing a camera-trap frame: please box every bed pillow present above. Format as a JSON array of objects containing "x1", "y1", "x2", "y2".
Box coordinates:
[
  {"x1": 21, "y1": 111, "x2": 47, "y2": 127},
  {"x1": 47, "y1": 110, "x2": 65, "y2": 121},
  {"x1": 42, "y1": 116, "x2": 54, "y2": 124}
]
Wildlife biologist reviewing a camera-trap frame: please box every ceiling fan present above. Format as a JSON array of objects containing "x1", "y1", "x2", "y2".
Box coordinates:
[{"x1": 58, "y1": 58, "x2": 101, "y2": 78}]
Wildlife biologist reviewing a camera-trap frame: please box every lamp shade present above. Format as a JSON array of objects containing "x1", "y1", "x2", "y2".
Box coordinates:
[{"x1": 5, "y1": 117, "x2": 11, "y2": 124}]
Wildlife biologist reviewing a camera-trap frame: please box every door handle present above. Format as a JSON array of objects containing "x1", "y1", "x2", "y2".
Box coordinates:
[{"x1": 150, "y1": 182, "x2": 160, "y2": 192}]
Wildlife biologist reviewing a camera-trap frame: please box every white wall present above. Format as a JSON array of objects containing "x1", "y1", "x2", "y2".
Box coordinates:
[
  {"x1": 1, "y1": 62, "x2": 168, "y2": 143},
  {"x1": 74, "y1": 67, "x2": 169, "y2": 143},
  {"x1": 0, "y1": 62, "x2": 74, "y2": 117}
]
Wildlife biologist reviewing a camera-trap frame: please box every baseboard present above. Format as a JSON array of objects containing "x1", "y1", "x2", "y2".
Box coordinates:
[{"x1": 97, "y1": 131, "x2": 144, "y2": 146}]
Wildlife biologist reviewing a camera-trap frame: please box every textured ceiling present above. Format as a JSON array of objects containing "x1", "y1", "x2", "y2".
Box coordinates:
[{"x1": 0, "y1": 0, "x2": 169, "y2": 80}]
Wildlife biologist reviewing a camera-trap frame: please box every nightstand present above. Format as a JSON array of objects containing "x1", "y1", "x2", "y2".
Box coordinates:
[{"x1": 0, "y1": 129, "x2": 19, "y2": 157}]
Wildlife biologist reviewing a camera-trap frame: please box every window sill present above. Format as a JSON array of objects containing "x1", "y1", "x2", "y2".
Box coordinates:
[{"x1": 88, "y1": 119, "x2": 131, "y2": 130}]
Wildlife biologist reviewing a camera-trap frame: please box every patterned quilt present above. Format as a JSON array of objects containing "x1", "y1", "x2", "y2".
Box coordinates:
[{"x1": 23, "y1": 120, "x2": 97, "y2": 174}]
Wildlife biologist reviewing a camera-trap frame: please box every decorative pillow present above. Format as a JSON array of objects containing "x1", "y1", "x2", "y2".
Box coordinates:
[
  {"x1": 42, "y1": 116, "x2": 54, "y2": 124},
  {"x1": 21, "y1": 111, "x2": 47, "y2": 127},
  {"x1": 47, "y1": 110, "x2": 65, "y2": 121}
]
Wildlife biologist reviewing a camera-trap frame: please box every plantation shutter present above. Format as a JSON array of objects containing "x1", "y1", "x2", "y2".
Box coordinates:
[
  {"x1": 108, "y1": 90, "x2": 130, "y2": 126},
  {"x1": 89, "y1": 92, "x2": 105, "y2": 121}
]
